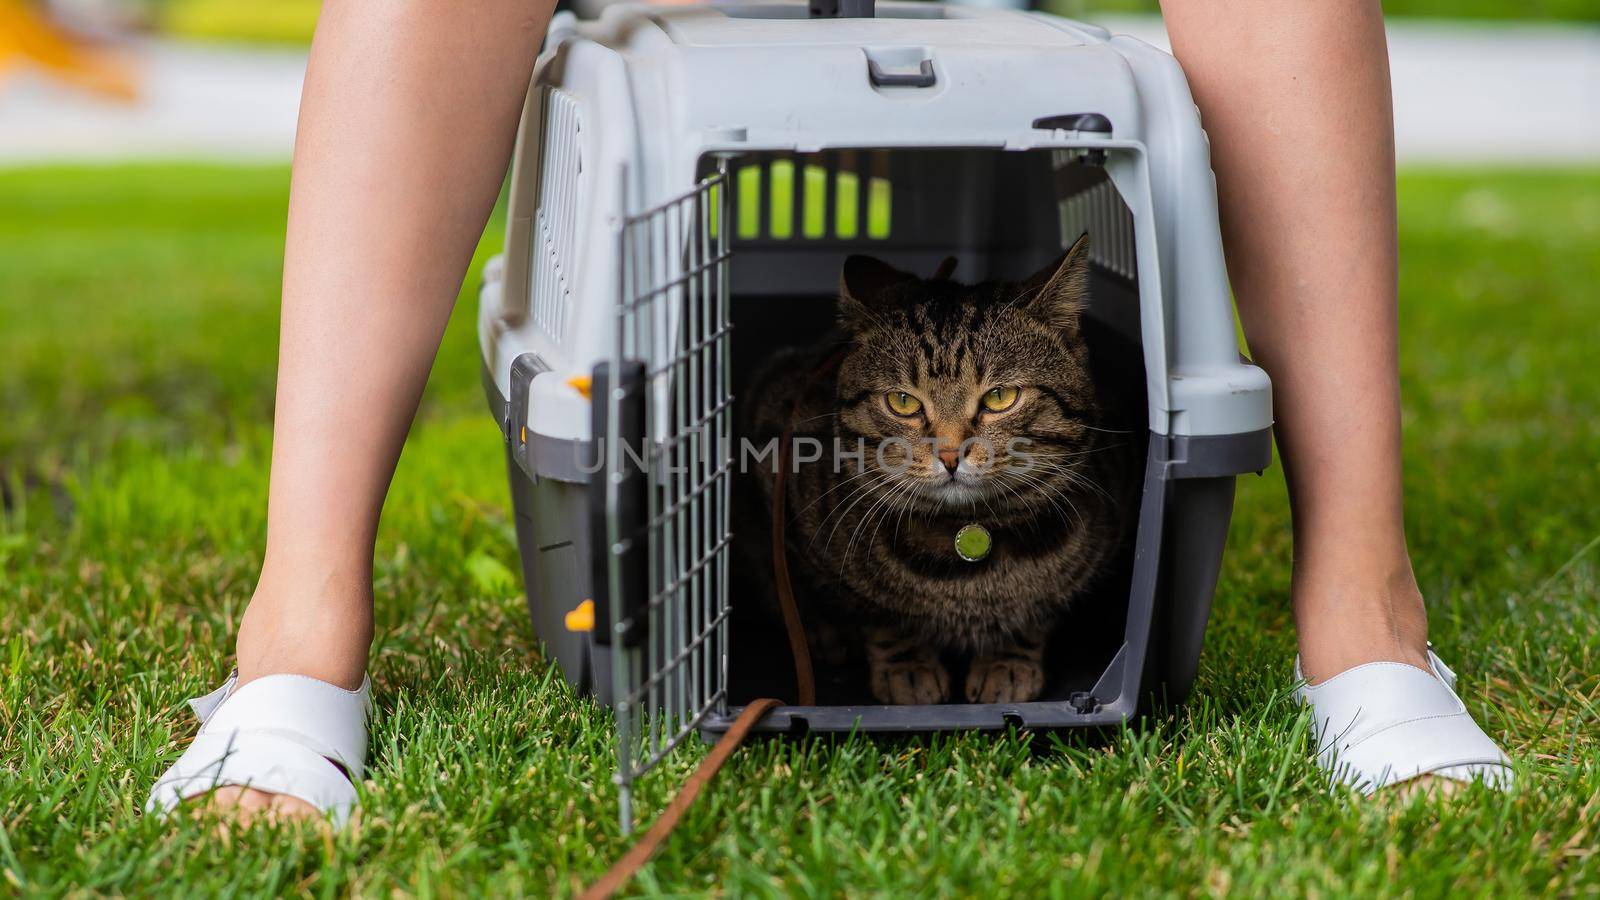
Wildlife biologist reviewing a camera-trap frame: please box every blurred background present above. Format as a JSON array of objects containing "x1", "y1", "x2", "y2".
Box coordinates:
[{"x1": 1, "y1": 0, "x2": 1596, "y2": 164}]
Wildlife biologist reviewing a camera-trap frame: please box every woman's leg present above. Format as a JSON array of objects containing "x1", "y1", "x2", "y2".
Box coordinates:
[
  {"x1": 1159, "y1": 0, "x2": 1431, "y2": 685},
  {"x1": 212, "y1": 0, "x2": 551, "y2": 818}
]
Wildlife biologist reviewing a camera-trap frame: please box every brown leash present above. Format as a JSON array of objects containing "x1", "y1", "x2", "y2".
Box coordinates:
[
  {"x1": 579, "y1": 262, "x2": 959, "y2": 897},
  {"x1": 578, "y1": 352, "x2": 842, "y2": 897},
  {"x1": 768, "y1": 346, "x2": 851, "y2": 706},
  {"x1": 577, "y1": 698, "x2": 781, "y2": 900},
  {"x1": 580, "y1": 260, "x2": 964, "y2": 896}
]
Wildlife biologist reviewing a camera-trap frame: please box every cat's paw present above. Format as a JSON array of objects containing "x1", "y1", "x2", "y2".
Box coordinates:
[
  {"x1": 964, "y1": 657, "x2": 1045, "y2": 704},
  {"x1": 870, "y1": 659, "x2": 951, "y2": 705}
]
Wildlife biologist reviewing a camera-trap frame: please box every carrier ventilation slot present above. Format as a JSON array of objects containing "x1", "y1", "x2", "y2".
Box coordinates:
[
  {"x1": 732, "y1": 151, "x2": 893, "y2": 242},
  {"x1": 531, "y1": 87, "x2": 583, "y2": 342},
  {"x1": 1056, "y1": 175, "x2": 1136, "y2": 280}
]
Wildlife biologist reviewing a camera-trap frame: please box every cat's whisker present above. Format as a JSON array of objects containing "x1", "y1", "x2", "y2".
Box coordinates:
[
  {"x1": 813, "y1": 481, "x2": 885, "y2": 554},
  {"x1": 890, "y1": 481, "x2": 920, "y2": 544},
  {"x1": 788, "y1": 465, "x2": 879, "y2": 523},
  {"x1": 845, "y1": 482, "x2": 901, "y2": 567},
  {"x1": 813, "y1": 470, "x2": 892, "y2": 554},
  {"x1": 807, "y1": 473, "x2": 883, "y2": 548},
  {"x1": 858, "y1": 479, "x2": 917, "y2": 569},
  {"x1": 986, "y1": 477, "x2": 1047, "y2": 535},
  {"x1": 1025, "y1": 467, "x2": 1110, "y2": 504},
  {"x1": 871, "y1": 477, "x2": 919, "y2": 542},
  {"x1": 1015, "y1": 443, "x2": 1124, "y2": 462},
  {"x1": 1000, "y1": 467, "x2": 1085, "y2": 528},
  {"x1": 788, "y1": 411, "x2": 841, "y2": 428},
  {"x1": 1015, "y1": 464, "x2": 1099, "y2": 510},
  {"x1": 1002, "y1": 479, "x2": 1078, "y2": 531},
  {"x1": 1028, "y1": 463, "x2": 1115, "y2": 504},
  {"x1": 1011, "y1": 456, "x2": 1116, "y2": 502}
]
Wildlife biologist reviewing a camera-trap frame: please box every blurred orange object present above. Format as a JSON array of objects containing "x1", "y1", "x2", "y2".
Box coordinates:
[{"x1": 0, "y1": 0, "x2": 139, "y2": 100}]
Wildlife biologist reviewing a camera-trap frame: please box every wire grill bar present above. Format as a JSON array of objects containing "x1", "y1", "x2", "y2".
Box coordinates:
[
  {"x1": 625, "y1": 608, "x2": 731, "y2": 701},
  {"x1": 646, "y1": 535, "x2": 733, "y2": 604},
  {"x1": 658, "y1": 404, "x2": 736, "y2": 447},
  {"x1": 650, "y1": 468, "x2": 734, "y2": 525},
  {"x1": 648, "y1": 325, "x2": 735, "y2": 377},
  {"x1": 607, "y1": 163, "x2": 734, "y2": 833},
  {"x1": 634, "y1": 689, "x2": 729, "y2": 774},
  {"x1": 623, "y1": 252, "x2": 733, "y2": 309}
]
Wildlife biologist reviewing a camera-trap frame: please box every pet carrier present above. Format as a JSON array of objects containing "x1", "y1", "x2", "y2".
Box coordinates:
[{"x1": 479, "y1": 0, "x2": 1272, "y2": 825}]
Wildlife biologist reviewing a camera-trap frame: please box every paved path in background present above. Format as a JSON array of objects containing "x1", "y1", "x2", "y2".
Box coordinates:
[
  {"x1": 1103, "y1": 17, "x2": 1600, "y2": 164},
  {"x1": 1, "y1": 41, "x2": 305, "y2": 162},
  {"x1": 1, "y1": 19, "x2": 1596, "y2": 164}
]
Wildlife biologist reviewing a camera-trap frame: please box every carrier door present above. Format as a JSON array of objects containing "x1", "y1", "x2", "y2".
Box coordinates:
[{"x1": 602, "y1": 162, "x2": 734, "y2": 831}]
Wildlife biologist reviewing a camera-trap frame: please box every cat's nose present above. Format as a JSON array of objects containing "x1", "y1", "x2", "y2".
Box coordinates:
[{"x1": 937, "y1": 447, "x2": 960, "y2": 474}]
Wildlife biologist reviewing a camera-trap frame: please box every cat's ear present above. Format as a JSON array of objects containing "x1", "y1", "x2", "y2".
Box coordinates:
[
  {"x1": 1020, "y1": 232, "x2": 1091, "y2": 334},
  {"x1": 839, "y1": 255, "x2": 917, "y2": 331}
]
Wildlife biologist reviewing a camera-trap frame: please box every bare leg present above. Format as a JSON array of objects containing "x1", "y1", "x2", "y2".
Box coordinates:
[
  {"x1": 1160, "y1": 1, "x2": 1431, "y2": 685},
  {"x1": 213, "y1": 0, "x2": 550, "y2": 820}
]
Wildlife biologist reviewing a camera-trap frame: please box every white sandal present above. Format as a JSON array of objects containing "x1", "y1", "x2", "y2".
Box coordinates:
[
  {"x1": 146, "y1": 671, "x2": 371, "y2": 825},
  {"x1": 1296, "y1": 647, "x2": 1513, "y2": 794}
]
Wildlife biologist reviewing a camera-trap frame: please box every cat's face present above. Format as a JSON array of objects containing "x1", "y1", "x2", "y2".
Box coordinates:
[{"x1": 834, "y1": 234, "x2": 1102, "y2": 516}]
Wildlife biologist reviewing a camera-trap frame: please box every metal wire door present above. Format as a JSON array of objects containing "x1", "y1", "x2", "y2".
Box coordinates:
[{"x1": 606, "y1": 161, "x2": 734, "y2": 830}]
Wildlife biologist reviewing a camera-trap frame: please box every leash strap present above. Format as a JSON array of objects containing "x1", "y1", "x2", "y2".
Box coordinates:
[
  {"x1": 582, "y1": 331, "x2": 873, "y2": 896},
  {"x1": 578, "y1": 698, "x2": 782, "y2": 900},
  {"x1": 767, "y1": 341, "x2": 855, "y2": 703}
]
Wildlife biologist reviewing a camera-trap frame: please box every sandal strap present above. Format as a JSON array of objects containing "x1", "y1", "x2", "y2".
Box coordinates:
[
  {"x1": 147, "y1": 731, "x2": 359, "y2": 823},
  {"x1": 188, "y1": 672, "x2": 238, "y2": 722},
  {"x1": 201, "y1": 673, "x2": 371, "y2": 772}
]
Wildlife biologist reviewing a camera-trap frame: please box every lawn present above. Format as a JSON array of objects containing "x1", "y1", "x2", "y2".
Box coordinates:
[{"x1": 1, "y1": 165, "x2": 1598, "y2": 896}]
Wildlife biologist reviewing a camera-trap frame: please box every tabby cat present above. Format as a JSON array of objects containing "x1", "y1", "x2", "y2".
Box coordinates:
[{"x1": 744, "y1": 234, "x2": 1143, "y2": 705}]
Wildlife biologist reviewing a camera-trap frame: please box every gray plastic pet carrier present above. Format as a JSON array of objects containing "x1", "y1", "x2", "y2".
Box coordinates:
[{"x1": 479, "y1": 0, "x2": 1272, "y2": 826}]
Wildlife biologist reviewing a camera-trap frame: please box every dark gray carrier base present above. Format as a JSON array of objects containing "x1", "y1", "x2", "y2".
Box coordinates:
[
  {"x1": 486, "y1": 363, "x2": 1270, "y2": 735},
  {"x1": 703, "y1": 427, "x2": 1269, "y2": 735}
]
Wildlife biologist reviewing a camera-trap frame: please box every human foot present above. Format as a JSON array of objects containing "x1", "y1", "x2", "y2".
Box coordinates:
[
  {"x1": 1290, "y1": 554, "x2": 1509, "y2": 794},
  {"x1": 150, "y1": 575, "x2": 376, "y2": 824},
  {"x1": 147, "y1": 670, "x2": 372, "y2": 826},
  {"x1": 1296, "y1": 648, "x2": 1511, "y2": 795},
  {"x1": 193, "y1": 786, "x2": 321, "y2": 829}
]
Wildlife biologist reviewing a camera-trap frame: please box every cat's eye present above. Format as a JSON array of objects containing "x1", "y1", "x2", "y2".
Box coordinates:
[
  {"x1": 884, "y1": 391, "x2": 923, "y2": 417},
  {"x1": 981, "y1": 386, "x2": 1020, "y2": 413}
]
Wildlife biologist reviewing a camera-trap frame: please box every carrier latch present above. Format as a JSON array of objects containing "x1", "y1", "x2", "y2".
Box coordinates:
[
  {"x1": 1032, "y1": 113, "x2": 1113, "y2": 135},
  {"x1": 505, "y1": 352, "x2": 549, "y2": 483}
]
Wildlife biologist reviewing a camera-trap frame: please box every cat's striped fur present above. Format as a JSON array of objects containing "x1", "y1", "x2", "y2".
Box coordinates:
[{"x1": 744, "y1": 235, "x2": 1143, "y2": 704}]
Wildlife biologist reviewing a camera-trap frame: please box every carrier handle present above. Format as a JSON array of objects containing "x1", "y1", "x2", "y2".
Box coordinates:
[
  {"x1": 867, "y1": 58, "x2": 936, "y2": 88},
  {"x1": 809, "y1": 0, "x2": 874, "y2": 17}
]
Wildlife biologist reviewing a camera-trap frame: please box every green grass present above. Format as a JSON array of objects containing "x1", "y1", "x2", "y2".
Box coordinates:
[
  {"x1": 157, "y1": 0, "x2": 325, "y2": 46},
  {"x1": 2, "y1": 164, "x2": 1598, "y2": 896},
  {"x1": 1054, "y1": 0, "x2": 1600, "y2": 22}
]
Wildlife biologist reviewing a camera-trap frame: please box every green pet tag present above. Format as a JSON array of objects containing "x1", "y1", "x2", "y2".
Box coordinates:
[{"x1": 955, "y1": 523, "x2": 992, "y2": 562}]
